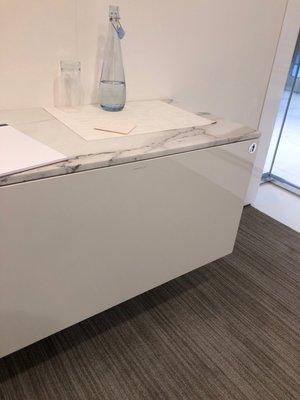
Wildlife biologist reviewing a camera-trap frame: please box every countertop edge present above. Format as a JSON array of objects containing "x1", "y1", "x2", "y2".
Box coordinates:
[{"x1": 0, "y1": 129, "x2": 260, "y2": 187}]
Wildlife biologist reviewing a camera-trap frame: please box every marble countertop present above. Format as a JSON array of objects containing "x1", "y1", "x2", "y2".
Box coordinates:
[{"x1": 0, "y1": 101, "x2": 259, "y2": 187}]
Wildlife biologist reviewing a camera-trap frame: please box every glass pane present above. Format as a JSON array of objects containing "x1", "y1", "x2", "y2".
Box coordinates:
[
  {"x1": 271, "y1": 87, "x2": 300, "y2": 187},
  {"x1": 263, "y1": 31, "x2": 300, "y2": 190},
  {"x1": 263, "y1": 89, "x2": 291, "y2": 173}
]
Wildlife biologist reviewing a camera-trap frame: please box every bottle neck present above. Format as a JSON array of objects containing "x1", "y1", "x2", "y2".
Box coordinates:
[{"x1": 109, "y1": 18, "x2": 120, "y2": 39}]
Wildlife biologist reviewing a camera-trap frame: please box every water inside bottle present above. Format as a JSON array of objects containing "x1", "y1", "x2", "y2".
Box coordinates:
[{"x1": 100, "y1": 80, "x2": 126, "y2": 111}]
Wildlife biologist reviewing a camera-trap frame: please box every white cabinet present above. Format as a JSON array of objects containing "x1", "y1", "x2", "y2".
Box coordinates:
[{"x1": 0, "y1": 139, "x2": 257, "y2": 357}]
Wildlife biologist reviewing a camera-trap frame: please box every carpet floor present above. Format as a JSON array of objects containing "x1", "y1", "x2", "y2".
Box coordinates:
[{"x1": 0, "y1": 206, "x2": 299, "y2": 400}]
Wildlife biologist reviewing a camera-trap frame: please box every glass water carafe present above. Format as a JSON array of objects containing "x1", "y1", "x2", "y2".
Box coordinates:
[
  {"x1": 54, "y1": 61, "x2": 82, "y2": 108},
  {"x1": 100, "y1": 5, "x2": 126, "y2": 112}
]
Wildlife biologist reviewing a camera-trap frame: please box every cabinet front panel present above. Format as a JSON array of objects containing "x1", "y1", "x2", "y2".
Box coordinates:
[{"x1": 0, "y1": 140, "x2": 257, "y2": 357}]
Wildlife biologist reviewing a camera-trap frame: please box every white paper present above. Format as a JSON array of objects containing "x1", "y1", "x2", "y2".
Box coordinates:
[
  {"x1": 0, "y1": 125, "x2": 67, "y2": 177},
  {"x1": 45, "y1": 100, "x2": 214, "y2": 141}
]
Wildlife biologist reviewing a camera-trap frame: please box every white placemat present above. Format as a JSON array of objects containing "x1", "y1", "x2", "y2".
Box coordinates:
[{"x1": 45, "y1": 100, "x2": 214, "y2": 141}]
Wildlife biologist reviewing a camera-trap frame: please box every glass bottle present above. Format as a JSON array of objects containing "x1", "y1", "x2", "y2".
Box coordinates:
[
  {"x1": 54, "y1": 61, "x2": 82, "y2": 108},
  {"x1": 100, "y1": 5, "x2": 126, "y2": 112}
]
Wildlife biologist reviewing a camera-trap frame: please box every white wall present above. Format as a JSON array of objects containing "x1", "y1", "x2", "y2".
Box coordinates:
[
  {"x1": 0, "y1": 0, "x2": 287, "y2": 130},
  {"x1": 0, "y1": 0, "x2": 77, "y2": 109}
]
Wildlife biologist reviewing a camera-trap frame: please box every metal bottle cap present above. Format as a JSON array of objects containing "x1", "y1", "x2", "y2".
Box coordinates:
[{"x1": 109, "y1": 5, "x2": 120, "y2": 20}]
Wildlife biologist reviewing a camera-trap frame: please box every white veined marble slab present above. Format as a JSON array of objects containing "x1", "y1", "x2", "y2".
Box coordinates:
[
  {"x1": 0, "y1": 100, "x2": 260, "y2": 187},
  {"x1": 45, "y1": 100, "x2": 214, "y2": 140}
]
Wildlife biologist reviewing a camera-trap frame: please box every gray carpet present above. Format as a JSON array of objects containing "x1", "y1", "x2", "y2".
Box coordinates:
[{"x1": 0, "y1": 206, "x2": 299, "y2": 400}]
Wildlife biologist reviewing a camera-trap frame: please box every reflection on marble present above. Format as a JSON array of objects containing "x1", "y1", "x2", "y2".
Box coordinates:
[{"x1": 0, "y1": 102, "x2": 260, "y2": 187}]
